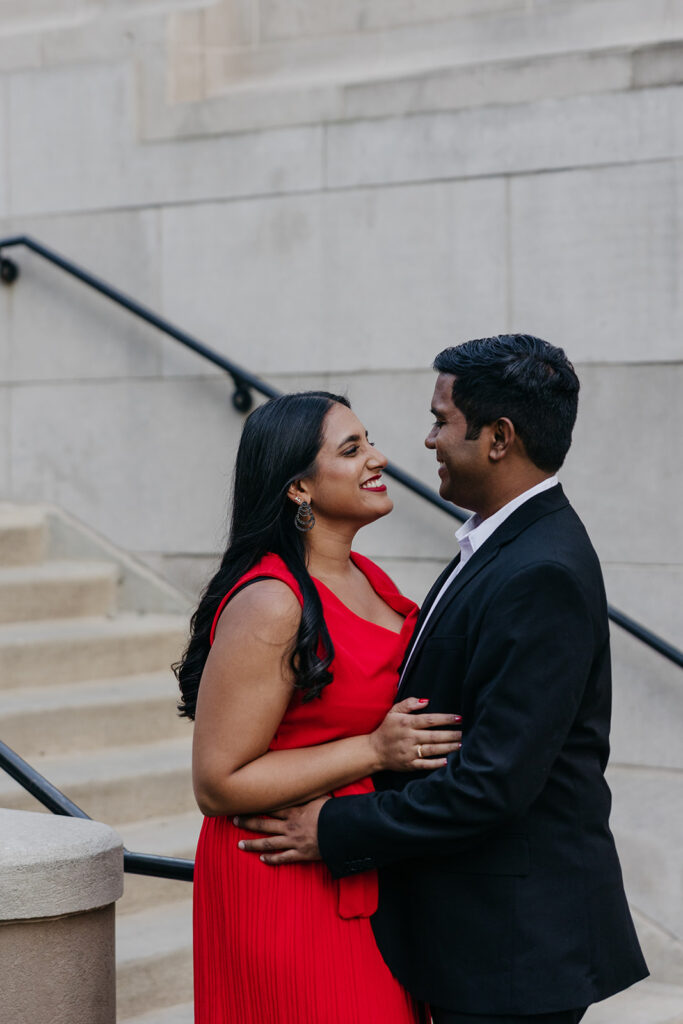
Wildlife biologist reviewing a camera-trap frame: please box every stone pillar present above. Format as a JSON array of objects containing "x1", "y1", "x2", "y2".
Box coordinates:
[{"x1": 0, "y1": 808, "x2": 123, "y2": 1024}]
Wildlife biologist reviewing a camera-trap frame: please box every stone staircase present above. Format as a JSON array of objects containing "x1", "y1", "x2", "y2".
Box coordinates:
[{"x1": 0, "y1": 503, "x2": 198, "y2": 1022}]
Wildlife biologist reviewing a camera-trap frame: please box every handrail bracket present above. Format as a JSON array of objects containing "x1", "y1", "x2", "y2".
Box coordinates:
[
  {"x1": 229, "y1": 376, "x2": 254, "y2": 413},
  {"x1": 0, "y1": 252, "x2": 19, "y2": 285}
]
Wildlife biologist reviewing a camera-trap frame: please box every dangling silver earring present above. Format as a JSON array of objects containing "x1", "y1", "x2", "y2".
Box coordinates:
[{"x1": 294, "y1": 500, "x2": 315, "y2": 532}]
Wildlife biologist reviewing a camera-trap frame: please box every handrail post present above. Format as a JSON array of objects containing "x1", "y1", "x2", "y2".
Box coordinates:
[{"x1": 0, "y1": 808, "x2": 123, "y2": 1023}]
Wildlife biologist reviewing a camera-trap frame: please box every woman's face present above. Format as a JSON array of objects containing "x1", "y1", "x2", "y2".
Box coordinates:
[{"x1": 295, "y1": 403, "x2": 393, "y2": 527}]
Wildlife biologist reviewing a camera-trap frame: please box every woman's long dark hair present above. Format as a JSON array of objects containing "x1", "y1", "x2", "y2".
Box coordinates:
[{"x1": 175, "y1": 391, "x2": 350, "y2": 720}]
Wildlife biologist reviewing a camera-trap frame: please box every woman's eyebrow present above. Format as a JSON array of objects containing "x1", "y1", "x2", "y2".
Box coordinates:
[{"x1": 336, "y1": 431, "x2": 368, "y2": 450}]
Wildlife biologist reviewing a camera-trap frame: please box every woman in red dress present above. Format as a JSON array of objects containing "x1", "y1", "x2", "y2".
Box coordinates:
[{"x1": 175, "y1": 392, "x2": 462, "y2": 1024}]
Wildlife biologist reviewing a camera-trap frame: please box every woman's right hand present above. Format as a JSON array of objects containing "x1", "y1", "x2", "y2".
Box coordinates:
[{"x1": 369, "y1": 698, "x2": 462, "y2": 772}]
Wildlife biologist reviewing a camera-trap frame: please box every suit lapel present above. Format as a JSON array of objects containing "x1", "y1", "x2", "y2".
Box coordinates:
[
  {"x1": 397, "y1": 543, "x2": 500, "y2": 696},
  {"x1": 396, "y1": 552, "x2": 460, "y2": 678},
  {"x1": 397, "y1": 484, "x2": 570, "y2": 696},
  {"x1": 417, "y1": 553, "x2": 461, "y2": 629}
]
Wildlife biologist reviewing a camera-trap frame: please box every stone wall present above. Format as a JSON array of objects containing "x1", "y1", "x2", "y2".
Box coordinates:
[{"x1": 0, "y1": 2, "x2": 680, "y2": 651}]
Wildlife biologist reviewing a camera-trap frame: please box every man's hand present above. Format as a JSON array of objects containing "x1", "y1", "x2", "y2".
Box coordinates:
[{"x1": 235, "y1": 796, "x2": 329, "y2": 864}]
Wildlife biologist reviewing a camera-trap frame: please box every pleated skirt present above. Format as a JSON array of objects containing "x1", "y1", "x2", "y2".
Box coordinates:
[{"x1": 193, "y1": 815, "x2": 422, "y2": 1024}]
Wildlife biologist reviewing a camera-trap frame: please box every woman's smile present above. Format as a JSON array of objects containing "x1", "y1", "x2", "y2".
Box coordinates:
[{"x1": 361, "y1": 473, "x2": 387, "y2": 492}]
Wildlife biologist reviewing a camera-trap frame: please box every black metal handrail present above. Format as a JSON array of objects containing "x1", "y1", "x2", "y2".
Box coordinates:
[
  {"x1": 0, "y1": 234, "x2": 681, "y2": 880},
  {"x1": 0, "y1": 739, "x2": 193, "y2": 881},
  {"x1": 1, "y1": 234, "x2": 679, "y2": 668},
  {"x1": 0, "y1": 234, "x2": 275, "y2": 412}
]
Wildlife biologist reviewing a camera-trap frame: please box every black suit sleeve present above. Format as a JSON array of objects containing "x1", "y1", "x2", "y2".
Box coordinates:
[{"x1": 318, "y1": 560, "x2": 600, "y2": 877}]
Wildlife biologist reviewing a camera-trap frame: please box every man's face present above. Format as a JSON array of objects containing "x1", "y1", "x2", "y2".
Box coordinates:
[{"x1": 425, "y1": 373, "x2": 492, "y2": 511}]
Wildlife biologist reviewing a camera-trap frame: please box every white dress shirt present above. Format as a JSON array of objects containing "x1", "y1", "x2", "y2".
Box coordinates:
[{"x1": 399, "y1": 476, "x2": 558, "y2": 685}]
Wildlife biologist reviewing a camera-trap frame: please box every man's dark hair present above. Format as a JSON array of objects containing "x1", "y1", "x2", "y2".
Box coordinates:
[{"x1": 433, "y1": 334, "x2": 579, "y2": 472}]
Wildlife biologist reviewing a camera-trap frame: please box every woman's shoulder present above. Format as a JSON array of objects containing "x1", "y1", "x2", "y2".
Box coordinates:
[
  {"x1": 213, "y1": 577, "x2": 301, "y2": 641},
  {"x1": 248, "y1": 552, "x2": 302, "y2": 589},
  {"x1": 209, "y1": 553, "x2": 304, "y2": 645}
]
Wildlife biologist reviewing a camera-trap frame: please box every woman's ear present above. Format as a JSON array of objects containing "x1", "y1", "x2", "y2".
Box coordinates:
[{"x1": 287, "y1": 482, "x2": 310, "y2": 506}]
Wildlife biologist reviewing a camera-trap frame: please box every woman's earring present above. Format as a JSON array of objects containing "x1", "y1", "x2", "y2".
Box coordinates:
[{"x1": 294, "y1": 499, "x2": 315, "y2": 532}]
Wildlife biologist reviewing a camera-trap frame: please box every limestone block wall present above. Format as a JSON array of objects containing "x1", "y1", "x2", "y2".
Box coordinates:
[{"x1": 0, "y1": 3, "x2": 680, "y2": 675}]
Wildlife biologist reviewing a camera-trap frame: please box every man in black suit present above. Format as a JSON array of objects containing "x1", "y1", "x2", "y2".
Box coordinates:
[{"x1": 239, "y1": 335, "x2": 648, "y2": 1023}]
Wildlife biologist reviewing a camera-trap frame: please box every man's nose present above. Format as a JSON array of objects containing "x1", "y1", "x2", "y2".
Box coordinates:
[{"x1": 425, "y1": 429, "x2": 436, "y2": 449}]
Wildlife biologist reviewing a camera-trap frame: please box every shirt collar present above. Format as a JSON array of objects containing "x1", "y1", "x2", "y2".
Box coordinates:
[{"x1": 455, "y1": 476, "x2": 559, "y2": 555}]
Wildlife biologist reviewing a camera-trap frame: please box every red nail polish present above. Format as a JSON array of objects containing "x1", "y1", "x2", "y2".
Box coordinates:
[
  {"x1": 453, "y1": 715, "x2": 462, "y2": 722},
  {"x1": 418, "y1": 698, "x2": 429, "y2": 703}
]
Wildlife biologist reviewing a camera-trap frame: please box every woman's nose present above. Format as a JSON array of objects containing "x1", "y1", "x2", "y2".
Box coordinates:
[{"x1": 369, "y1": 445, "x2": 388, "y2": 468}]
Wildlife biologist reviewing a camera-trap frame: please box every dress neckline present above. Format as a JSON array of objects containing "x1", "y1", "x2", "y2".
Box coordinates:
[{"x1": 311, "y1": 552, "x2": 414, "y2": 637}]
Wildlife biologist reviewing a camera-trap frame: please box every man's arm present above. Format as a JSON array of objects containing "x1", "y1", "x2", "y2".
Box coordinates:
[{"x1": 318, "y1": 560, "x2": 599, "y2": 876}]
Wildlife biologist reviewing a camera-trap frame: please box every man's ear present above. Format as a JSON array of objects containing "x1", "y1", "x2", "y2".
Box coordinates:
[{"x1": 489, "y1": 418, "x2": 515, "y2": 461}]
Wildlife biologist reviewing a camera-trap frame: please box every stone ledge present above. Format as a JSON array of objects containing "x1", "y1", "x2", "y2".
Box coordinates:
[
  {"x1": 0, "y1": 808, "x2": 123, "y2": 920},
  {"x1": 1, "y1": 2, "x2": 683, "y2": 138},
  {"x1": 141, "y1": 38, "x2": 683, "y2": 141}
]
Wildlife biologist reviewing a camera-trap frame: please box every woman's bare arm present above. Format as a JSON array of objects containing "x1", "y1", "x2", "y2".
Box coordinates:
[{"x1": 192, "y1": 579, "x2": 461, "y2": 817}]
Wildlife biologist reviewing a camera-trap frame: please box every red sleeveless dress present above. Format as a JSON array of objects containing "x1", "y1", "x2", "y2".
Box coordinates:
[{"x1": 193, "y1": 551, "x2": 421, "y2": 1024}]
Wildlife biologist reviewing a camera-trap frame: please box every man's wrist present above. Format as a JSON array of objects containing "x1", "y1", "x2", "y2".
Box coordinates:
[
  {"x1": 317, "y1": 791, "x2": 335, "y2": 869},
  {"x1": 317, "y1": 793, "x2": 373, "y2": 879}
]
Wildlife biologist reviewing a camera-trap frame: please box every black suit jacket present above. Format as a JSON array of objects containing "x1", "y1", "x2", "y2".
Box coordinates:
[{"x1": 318, "y1": 485, "x2": 648, "y2": 1015}]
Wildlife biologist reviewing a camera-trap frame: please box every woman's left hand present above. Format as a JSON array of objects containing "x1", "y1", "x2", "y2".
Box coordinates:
[{"x1": 368, "y1": 697, "x2": 462, "y2": 772}]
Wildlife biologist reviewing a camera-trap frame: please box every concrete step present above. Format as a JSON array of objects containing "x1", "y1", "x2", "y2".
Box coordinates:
[
  {"x1": 607, "y1": 764, "x2": 683, "y2": 959},
  {"x1": 0, "y1": 737, "x2": 194, "y2": 824},
  {"x1": 0, "y1": 503, "x2": 196, "y2": 1024},
  {"x1": 584, "y1": 980, "x2": 683, "y2": 1023},
  {"x1": 0, "y1": 504, "x2": 46, "y2": 566},
  {"x1": 2, "y1": 672, "x2": 188, "y2": 758},
  {"x1": 116, "y1": 899, "x2": 193, "y2": 1022},
  {"x1": 0, "y1": 559, "x2": 118, "y2": 622},
  {"x1": 114, "y1": 979, "x2": 683, "y2": 1024},
  {"x1": 114, "y1": 959, "x2": 683, "y2": 1023},
  {"x1": 0, "y1": 613, "x2": 187, "y2": 689},
  {"x1": 120, "y1": 1003, "x2": 193, "y2": 1024},
  {"x1": 117, "y1": 811, "x2": 201, "y2": 914}
]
